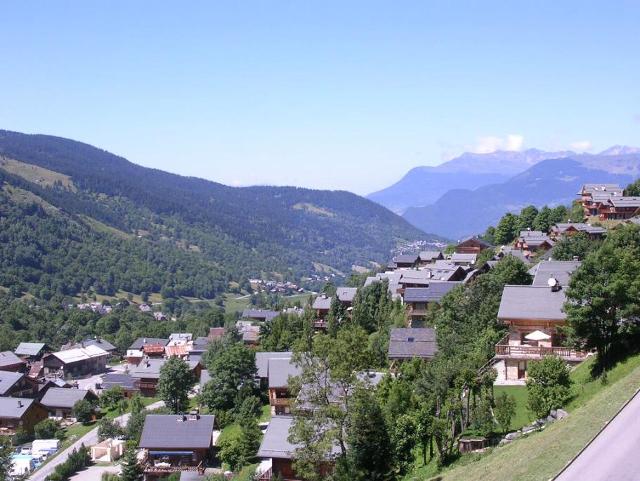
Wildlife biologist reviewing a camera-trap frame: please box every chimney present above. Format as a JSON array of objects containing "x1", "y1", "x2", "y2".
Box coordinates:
[{"x1": 17, "y1": 400, "x2": 23, "y2": 408}]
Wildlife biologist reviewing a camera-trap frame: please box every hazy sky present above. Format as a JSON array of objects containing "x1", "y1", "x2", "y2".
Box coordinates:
[{"x1": 1, "y1": 1, "x2": 639, "y2": 194}]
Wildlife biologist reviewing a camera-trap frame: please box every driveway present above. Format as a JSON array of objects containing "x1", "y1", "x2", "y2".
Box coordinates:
[
  {"x1": 69, "y1": 465, "x2": 121, "y2": 481},
  {"x1": 555, "y1": 390, "x2": 640, "y2": 481},
  {"x1": 29, "y1": 400, "x2": 165, "y2": 481}
]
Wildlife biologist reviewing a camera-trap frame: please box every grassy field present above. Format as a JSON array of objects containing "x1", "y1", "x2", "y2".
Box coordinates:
[
  {"x1": 493, "y1": 385, "x2": 532, "y2": 430},
  {"x1": 404, "y1": 353, "x2": 640, "y2": 481}
]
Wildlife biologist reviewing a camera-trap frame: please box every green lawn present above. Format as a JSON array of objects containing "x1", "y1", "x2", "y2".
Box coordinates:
[
  {"x1": 493, "y1": 385, "x2": 532, "y2": 431},
  {"x1": 404, "y1": 353, "x2": 640, "y2": 481}
]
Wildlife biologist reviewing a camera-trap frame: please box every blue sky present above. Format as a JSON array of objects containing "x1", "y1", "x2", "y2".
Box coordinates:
[{"x1": 1, "y1": 1, "x2": 638, "y2": 194}]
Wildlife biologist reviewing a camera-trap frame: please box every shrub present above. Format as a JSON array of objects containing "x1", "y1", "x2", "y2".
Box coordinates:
[
  {"x1": 35, "y1": 418, "x2": 63, "y2": 439},
  {"x1": 494, "y1": 392, "x2": 517, "y2": 432},
  {"x1": 526, "y1": 356, "x2": 572, "y2": 418},
  {"x1": 73, "y1": 399, "x2": 94, "y2": 424}
]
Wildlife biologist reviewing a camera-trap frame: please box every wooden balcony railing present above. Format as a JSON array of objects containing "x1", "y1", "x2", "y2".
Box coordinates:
[
  {"x1": 495, "y1": 344, "x2": 586, "y2": 360},
  {"x1": 270, "y1": 397, "x2": 291, "y2": 407}
]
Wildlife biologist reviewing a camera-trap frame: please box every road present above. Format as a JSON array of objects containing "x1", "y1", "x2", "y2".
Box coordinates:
[
  {"x1": 555, "y1": 390, "x2": 640, "y2": 481},
  {"x1": 29, "y1": 401, "x2": 164, "y2": 481}
]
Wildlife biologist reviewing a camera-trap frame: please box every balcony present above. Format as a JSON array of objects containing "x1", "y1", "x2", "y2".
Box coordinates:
[
  {"x1": 495, "y1": 343, "x2": 586, "y2": 362},
  {"x1": 270, "y1": 397, "x2": 291, "y2": 407}
]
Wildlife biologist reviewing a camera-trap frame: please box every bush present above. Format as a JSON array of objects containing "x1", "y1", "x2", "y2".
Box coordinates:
[
  {"x1": 100, "y1": 386, "x2": 125, "y2": 410},
  {"x1": 494, "y1": 392, "x2": 517, "y2": 432},
  {"x1": 35, "y1": 418, "x2": 63, "y2": 440},
  {"x1": 98, "y1": 417, "x2": 124, "y2": 441},
  {"x1": 73, "y1": 399, "x2": 94, "y2": 424},
  {"x1": 526, "y1": 356, "x2": 572, "y2": 418},
  {"x1": 45, "y1": 444, "x2": 91, "y2": 481}
]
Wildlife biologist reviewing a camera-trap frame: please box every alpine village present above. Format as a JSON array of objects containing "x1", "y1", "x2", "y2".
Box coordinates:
[{"x1": 1, "y1": 133, "x2": 640, "y2": 481}]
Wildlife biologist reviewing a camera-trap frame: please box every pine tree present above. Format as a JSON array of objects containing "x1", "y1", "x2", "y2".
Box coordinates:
[{"x1": 120, "y1": 447, "x2": 143, "y2": 481}]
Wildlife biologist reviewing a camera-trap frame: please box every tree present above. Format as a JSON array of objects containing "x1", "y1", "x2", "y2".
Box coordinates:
[
  {"x1": 35, "y1": 418, "x2": 62, "y2": 439},
  {"x1": 526, "y1": 356, "x2": 572, "y2": 418},
  {"x1": 565, "y1": 226, "x2": 640, "y2": 371},
  {"x1": 517, "y1": 205, "x2": 539, "y2": 232},
  {"x1": 157, "y1": 357, "x2": 194, "y2": 413},
  {"x1": 494, "y1": 392, "x2": 516, "y2": 432},
  {"x1": 98, "y1": 417, "x2": 124, "y2": 441},
  {"x1": 201, "y1": 343, "x2": 257, "y2": 415},
  {"x1": 73, "y1": 399, "x2": 94, "y2": 424},
  {"x1": 624, "y1": 178, "x2": 640, "y2": 196},
  {"x1": 552, "y1": 232, "x2": 598, "y2": 261},
  {"x1": 126, "y1": 410, "x2": 147, "y2": 442},
  {"x1": 100, "y1": 386, "x2": 125, "y2": 411},
  {"x1": 120, "y1": 446, "x2": 143, "y2": 481},
  {"x1": 344, "y1": 387, "x2": 391, "y2": 481},
  {"x1": 494, "y1": 213, "x2": 519, "y2": 245},
  {"x1": 390, "y1": 414, "x2": 417, "y2": 476},
  {"x1": 0, "y1": 436, "x2": 13, "y2": 481}
]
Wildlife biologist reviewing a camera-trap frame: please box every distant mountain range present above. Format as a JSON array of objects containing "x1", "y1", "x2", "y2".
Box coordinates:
[
  {"x1": 0, "y1": 130, "x2": 437, "y2": 300},
  {"x1": 369, "y1": 147, "x2": 640, "y2": 240}
]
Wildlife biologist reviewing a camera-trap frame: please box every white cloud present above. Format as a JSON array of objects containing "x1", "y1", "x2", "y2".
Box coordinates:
[
  {"x1": 472, "y1": 134, "x2": 524, "y2": 154},
  {"x1": 569, "y1": 140, "x2": 592, "y2": 152}
]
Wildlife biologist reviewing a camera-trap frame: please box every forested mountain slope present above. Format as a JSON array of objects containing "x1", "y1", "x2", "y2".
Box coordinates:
[{"x1": 0, "y1": 130, "x2": 435, "y2": 300}]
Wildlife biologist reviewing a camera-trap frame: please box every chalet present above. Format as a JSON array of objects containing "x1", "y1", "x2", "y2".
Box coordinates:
[
  {"x1": 449, "y1": 252, "x2": 477, "y2": 266},
  {"x1": 236, "y1": 322, "x2": 261, "y2": 346},
  {"x1": 131, "y1": 359, "x2": 202, "y2": 397},
  {"x1": 418, "y1": 251, "x2": 444, "y2": 265},
  {"x1": 529, "y1": 260, "x2": 581, "y2": 287},
  {"x1": 0, "y1": 398, "x2": 48, "y2": 436},
  {"x1": 43, "y1": 345, "x2": 108, "y2": 378},
  {"x1": 550, "y1": 223, "x2": 607, "y2": 240},
  {"x1": 0, "y1": 371, "x2": 38, "y2": 398},
  {"x1": 0, "y1": 351, "x2": 27, "y2": 373},
  {"x1": 14, "y1": 343, "x2": 50, "y2": 362},
  {"x1": 241, "y1": 309, "x2": 280, "y2": 323},
  {"x1": 403, "y1": 283, "x2": 460, "y2": 327},
  {"x1": 101, "y1": 373, "x2": 140, "y2": 398},
  {"x1": 392, "y1": 253, "x2": 420, "y2": 269},
  {"x1": 267, "y1": 358, "x2": 301, "y2": 416},
  {"x1": 126, "y1": 338, "x2": 169, "y2": 365},
  {"x1": 577, "y1": 183, "x2": 622, "y2": 217},
  {"x1": 39, "y1": 388, "x2": 97, "y2": 418},
  {"x1": 36, "y1": 378, "x2": 72, "y2": 400},
  {"x1": 335, "y1": 287, "x2": 357, "y2": 307},
  {"x1": 255, "y1": 352, "x2": 293, "y2": 386},
  {"x1": 388, "y1": 328, "x2": 438, "y2": 365},
  {"x1": 257, "y1": 416, "x2": 338, "y2": 481},
  {"x1": 312, "y1": 294, "x2": 332, "y2": 330},
  {"x1": 168, "y1": 333, "x2": 193, "y2": 345},
  {"x1": 599, "y1": 196, "x2": 640, "y2": 221},
  {"x1": 139, "y1": 413, "x2": 216, "y2": 479},
  {"x1": 455, "y1": 236, "x2": 491, "y2": 254},
  {"x1": 493, "y1": 282, "x2": 586, "y2": 384},
  {"x1": 514, "y1": 230, "x2": 555, "y2": 253}
]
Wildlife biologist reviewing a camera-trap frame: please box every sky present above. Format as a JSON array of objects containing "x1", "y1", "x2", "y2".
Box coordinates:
[{"x1": 1, "y1": 1, "x2": 639, "y2": 195}]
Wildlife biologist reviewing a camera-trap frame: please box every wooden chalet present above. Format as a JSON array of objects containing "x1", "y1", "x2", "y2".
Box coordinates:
[
  {"x1": 0, "y1": 371, "x2": 38, "y2": 398},
  {"x1": 0, "y1": 397, "x2": 48, "y2": 436},
  {"x1": 0, "y1": 351, "x2": 27, "y2": 373},
  {"x1": 514, "y1": 230, "x2": 555, "y2": 253},
  {"x1": 402, "y1": 283, "x2": 460, "y2": 326},
  {"x1": 267, "y1": 358, "x2": 301, "y2": 416},
  {"x1": 43, "y1": 345, "x2": 108, "y2": 378},
  {"x1": 455, "y1": 236, "x2": 491, "y2": 254}
]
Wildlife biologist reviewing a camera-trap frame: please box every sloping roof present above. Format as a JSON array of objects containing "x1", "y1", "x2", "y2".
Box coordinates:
[
  {"x1": 242, "y1": 309, "x2": 280, "y2": 322},
  {"x1": 608, "y1": 196, "x2": 640, "y2": 207},
  {"x1": 0, "y1": 351, "x2": 26, "y2": 368},
  {"x1": 457, "y1": 236, "x2": 491, "y2": 248},
  {"x1": 240, "y1": 325, "x2": 261, "y2": 343},
  {"x1": 394, "y1": 254, "x2": 419, "y2": 264},
  {"x1": 14, "y1": 343, "x2": 47, "y2": 357},
  {"x1": 498, "y1": 285, "x2": 567, "y2": 321},
  {"x1": 255, "y1": 352, "x2": 293, "y2": 379},
  {"x1": 139, "y1": 414, "x2": 215, "y2": 449},
  {"x1": 450, "y1": 253, "x2": 478, "y2": 263},
  {"x1": 0, "y1": 397, "x2": 36, "y2": 419},
  {"x1": 312, "y1": 295, "x2": 332, "y2": 310},
  {"x1": 530, "y1": 261, "x2": 581, "y2": 287},
  {"x1": 419, "y1": 251, "x2": 443, "y2": 262},
  {"x1": 403, "y1": 283, "x2": 460, "y2": 303},
  {"x1": 40, "y1": 388, "x2": 93, "y2": 409},
  {"x1": 257, "y1": 416, "x2": 298, "y2": 459},
  {"x1": 165, "y1": 345, "x2": 190, "y2": 358},
  {"x1": 580, "y1": 183, "x2": 622, "y2": 194},
  {"x1": 102, "y1": 373, "x2": 139, "y2": 391},
  {"x1": 199, "y1": 369, "x2": 211, "y2": 386},
  {"x1": 70, "y1": 339, "x2": 117, "y2": 352},
  {"x1": 208, "y1": 328, "x2": 225, "y2": 340},
  {"x1": 553, "y1": 223, "x2": 607, "y2": 235},
  {"x1": 336, "y1": 287, "x2": 358, "y2": 303},
  {"x1": 130, "y1": 359, "x2": 166, "y2": 379},
  {"x1": 0, "y1": 371, "x2": 25, "y2": 395},
  {"x1": 388, "y1": 328, "x2": 438, "y2": 360},
  {"x1": 51, "y1": 345, "x2": 108, "y2": 364},
  {"x1": 129, "y1": 338, "x2": 169, "y2": 350},
  {"x1": 268, "y1": 358, "x2": 301, "y2": 388}
]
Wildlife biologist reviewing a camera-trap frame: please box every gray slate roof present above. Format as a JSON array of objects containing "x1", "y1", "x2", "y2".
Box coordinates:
[
  {"x1": 102, "y1": 373, "x2": 139, "y2": 391},
  {"x1": 40, "y1": 388, "x2": 93, "y2": 409},
  {"x1": 336, "y1": 287, "x2": 358, "y2": 303},
  {"x1": 139, "y1": 414, "x2": 215, "y2": 449},
  {"x1": 255, "y1": 352, "x2": 293, "y2": 379},
  {"x1": 0, "y1": 397, "x2": 36, "y2": 419},
  {"x1": 553, "y1": 223, "x2": 607, "y2": 235},
  {"x1": 403, "y1": 283, "x2": 460, "y2": 303},
  {"x1": 312, "y1": 295, "x2": 332, "y2": 310},
  {"x1": 0, "y1": 351, "x2": 26, "y2": 368},
  {"x1": 608, "y1": 196, "x2": 640, "y2": 207},
  {"x1": 131, "y1": 359, "x2": 200, "y2": 380},
  {"x1": 241, "y1": 309, "x2": 279, "y2": 322},
  {"x1": 268, "y1": 358, "x2": 302, "y2": 388},
  {"x1": 72, "y1": 339, "x2": 117, "y2": 352},
  {"x1": 129, "y1": 338, "x2": 169, "y2": 350},
  {"x1": 14, "y1": 343, "x2": 47, "y2": 357},
  {"x1": 257, "y1": 416, "x2": 298, "y2": 459},
  {"x1": 388, "y1": 328, "x2": 438, "y2": 360},
  {"x1": 394, "y1": 254, "x2": 420, "y2": 264},
  {"x1": 497, "y1": 285, "x2": 567, "y2": 321},
  {"x1": 419, "y1": 251, "x2": 443, "y2": 262},
  {"x1": 530, "y1": 261, "x2": 581, "y2": 287},
  {"x1": 0, "y1": 371, "x2": 25, "y2": 395},
  {"x1": 450, "y1": 253, "x2": 478, "y2": 264}
]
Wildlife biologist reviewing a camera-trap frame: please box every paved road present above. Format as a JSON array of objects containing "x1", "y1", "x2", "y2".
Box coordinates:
[
  {"x1": 555, "y1": 390, "x2": 640, "y2": 481},
  {"x1": 29, "y1": 401, "x2": 164, "y2": 481}
]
